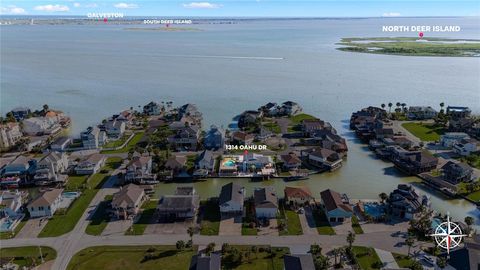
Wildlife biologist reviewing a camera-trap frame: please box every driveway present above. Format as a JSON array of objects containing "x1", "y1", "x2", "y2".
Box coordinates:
[
  {"x1": 15, "y1": 217, "x2": 48, "y2": 239},
  {"x1": 101, "y1": 219, "x2": 132, "y2": 236},
  {"x1": 331, "y1": 221, "x2": 352, "y2": 235},
  {"x1": 361, "y1": 221, "x2": 410, "y2": 234},
  {"x1": 219, "y1": 215, "x2": 242, "y2": 236},
  {"x1": 299, "y1": 207, "x2": 318, "y2": 235},
  {"x1": 375, "y1": 248, "x2": 399, "y2": 269},
  {"x1": 144, "y1": 220, "x2": 192, "y2": 235}
]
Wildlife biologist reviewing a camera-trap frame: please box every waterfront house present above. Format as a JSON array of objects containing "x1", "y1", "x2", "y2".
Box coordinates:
[
  {"x1": 301, "y1": 119, "x2": 325, "y2": 137},
  {"x1": 111, "y1": 184, "x2": 146, "y2": 220},
  {"x1": 391, "y1": 137, "x2": 414, "y2": 149},
  {"x1": 178, "y1": 104, "x2": 203, "y2": 124},
  {"x1": 313, "y1": 130, "x2": 348, "y2": 153},
  {"x1": 407, "y1": 106, "x2": 437, "y2": 120},
  {"x1": 11, "y1": 107, "x2": 31, "y2": 121},
  {"x1": 34, "y1": 152, "x2": 68, "y2": 183},
  {"x1": 447, "y1": 106, "x2": 471, "y2": 120},
  {"x1": 156, "y1": 191, "x2": 199, "y2": 220},
  {"x1": 0, "y1": 190, "x2": 24, "y2": 218},
  {"x1": 219, "y1": 182, "x2": 245, "y2": 214},
  {"x1": 393, "y1": 151, "x2": 438, "y2": 175},
  {"x1": 2, "y1": 155, "x2": 34, "y2": 180},
  {"x1": 50, "y1": 136, "x2": 72, "y2": 152},
  {"x1": 81, "y1": 126, "x2": 106, "y2": 149},
  {"x1": 22, "y1": 116, "x2": 61, "y2": 136},
  {"x1": 242, "y1": 153, "x2": 276, "y2": 175},
  {"x1": 449, "y1": 118, "x2": 475, "y2": 132},
  {"x1": 283, "y1": 254, "x2": 315, "y2": 270},
  {"x1": 320, "y1": 189, "x2": 353, "y2": 223},
  {"x1": 231, "y1": 131, "x2": 254, "y2": 145},
  {"x1": 28, "y1": 188, "x2": 63, "y2": 218},
  {"x1": 441, "y1": 161, "x2": 474, "y2": 184},
  {"x1": 143, "y1": 101, "x2": 162, "y2": 115},
  {"x1": 218, "y1": 156, "x2": 241, "y2": 177},
  {"x1": 387, "y1": 184, "x2": 429, "y2": 220},
  {"x1": 238, "y1": 110, "x2": 263, "y2": 128},
  {"x1": 453, "y1": 138, "x2": 478, "y2": 156},
  {"x1": 164, "y1": 155, "x2": 187, "y2": 175},
  {"x1": 441, "y1": 132, "x2": 470, "y2": 147},
  {"x1": 254, "y1": 187, "x2": 278, "y2": 219},
  {"x1": 258, "y1": 102, "x2": 278, "y2": 116},
  {"x1": 280, "y1": 101, "x2": 303, "y2": 116},
  {"x1": 280, "y1": 153, "x2": 302, "y2": 170},
  {"x1": 305, "y1": 148, "x2": 342, "y2": 171},
  {"x1": 168, "y1": 125, "x2": 200, "y2": 151},
  {"x1": 284, "y1": 186, "x2": 314, "y2": 206},
  {"x1": 195, "y1": 150, "x2": 215, "y2": 172},
  {"x1": 190, "y1": 253, "x2": 221, "y2": 270},
  {"x1": 0, "y1": 122, "x2": 23, "y2": 149},
  {"x1": 448, "y1": 236, "x2": 480, "y2": 270},
  {"x1": 124, "y1": 155, "x2": 157, "y2": 184},
  {"x1": 203, "y1": 125, "x2": 225, "y2": 150},
  {"x1": 74, "y1": 154, "x2": 106, "y2": 175},
  {"x1": 374, "y1": 127, "x2": 394, "y2": 140},
  {"x1": 104, "y1": 119, "x2": 126, "y2": 138},
  {"x1": 115, "y1": 110, "x2": 134, "y2": 124}
]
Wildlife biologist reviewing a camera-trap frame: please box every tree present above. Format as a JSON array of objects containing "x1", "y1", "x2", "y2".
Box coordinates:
[
  {"x1": 410, "y1": 260, "x2": 423, "y2": 270},
  {"x1": 332, "y1": 248, "x2": 340, "y2": 265},
  {"x1": 436, "y1": 257, "x2": 447, "y2": 269},
  {"x1": 381, "y1": 103, "x2": 386, "y2": 109},
  {"x1": 176, "y1": 240, "x2": 185, "y2": 250},
  {"x1": 388, "y1": 102, "x2": 393, "y2": 113},
  {"x1": 314, "y1": 254, "x2": 330, "y2": 270},
  {"x1": 310, "y1": 244, "x2": 322, "y2": 256},
  {"x1": 43, "y1": 104, "x2": 49, "y2": 112},
  {"x1": 346, "y1": 231, "x2": 356, "y2": 249},
  {"x1": 439, "y1": 102, "x2": 445, "y2": 113},
  {"x1": 222, "y1": 243, "x2": 230, "y2": 254},
  {"x1": 187, "y1": 226, "x2": 195, "y2": 243},
  {"x1": 206, "y1": 242, "x2": 216, "y2": 255},
  {"x1": 379, "y1": 192, "x2": 388, "y2": 203},
  {"x1": 405, "y1": 237, "x2": 415, "y2": 256},
  {"x1": 250, "y1": 246, "x2": 258, "y2": 259}
]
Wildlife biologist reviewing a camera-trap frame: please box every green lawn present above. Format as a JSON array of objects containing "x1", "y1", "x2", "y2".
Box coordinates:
[
  {"x1": 0, "y1": 246, "x2": 57, "y2": 267},
  {"x1": 459, "y1": 154, "x2": 480, "y2": 169},
  {"x1": 392, "y1": 253, "x2": 415, "y2": 268},
  {"x1": 101, "y1": 132, "x2": 145, "y2": 154},
  {"x1": 66, "y1": 245, "x2": 195, "y2": 270},
  {"x1": 125, "y1": 200, "x2": 157, "y2": 235},
  {"x1": 352, "y1": 216, "x2": 364, "y2": 234},
  {"x1": 101, "y1": 134, "x2": 130, "y2": 148},
  {"x1": 85, "y1": 195, "x2": 112, "y2": 235},
  {"x1": 263, "y1": 121, "x2": 281, "y2": 134},
  {"x1": 312, "y1": 209, "x2": 335, "y2": 235},
  {"x1": 401, "y1": 122, "x2": 445, "y2": 141},
  {"x1": 241, "y1": 223, "x2": 258, "y2": 235},
  {"x1": 200, "y1": 200, "x2": 220, "y2": 235},
  {"x1": 222, "y1": 246, "x2": 289, "y2": 270},
  {"x1": 466, "y1": 190, "x2": 480, "y2": 202},
  {"x1": 39, "y1": 157, "x2": 121, "y2": 237},
  {"x1": 289, "y1": 113, "x2": 318, "y2": 125},
  {"x1": 351, "y1": 246, "x2": 383, "y2": 270},
  {"x1": 278, "y1": 209, "x2": 303, "y2": 236},
  {"x1": 65, "y1": 175, "x2": 88, "y2": 191}
]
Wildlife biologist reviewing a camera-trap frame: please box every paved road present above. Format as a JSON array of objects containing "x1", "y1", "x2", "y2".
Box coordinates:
[{"x1": 375, "y1": 248, "x2": 399, "y2": 269}]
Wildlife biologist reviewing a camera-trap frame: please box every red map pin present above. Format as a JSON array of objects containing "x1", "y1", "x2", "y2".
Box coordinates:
[
  {"x1": 244, "y1": 150, "x2": 248, "y2": 155},
  {"x1": 103, "y1": 17, "x2": 108, "y2": 23},
  {"x1": 419, "y1": 32, "x2": 424, "y2": 38}
]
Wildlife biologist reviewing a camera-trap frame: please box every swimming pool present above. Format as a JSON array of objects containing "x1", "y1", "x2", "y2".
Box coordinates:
[
  {"x1": 223, "y1": 160, "x2": 236, "y2": 167},
  {"x1": 62, "y1": 192, "x2": 80, "y2": 198},
  {"x1": 364, "y1": 203, "x2": 386, "y2": 218},
  {"x1": 431, "y1": 218, "x2": 442, "y2": 230}
]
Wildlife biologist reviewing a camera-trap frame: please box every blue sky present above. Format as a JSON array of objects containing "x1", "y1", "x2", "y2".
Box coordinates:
[{"x1": 1, "y1": 0, "x2": 479, "y2": 17}]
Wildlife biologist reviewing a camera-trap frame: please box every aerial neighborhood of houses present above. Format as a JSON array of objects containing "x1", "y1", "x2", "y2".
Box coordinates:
[{"x1": 1, "y1": 101, "x2": 479, "y2": 270}]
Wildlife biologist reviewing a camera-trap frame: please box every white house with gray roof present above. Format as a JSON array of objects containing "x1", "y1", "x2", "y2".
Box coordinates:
[
  {"x1": 28, "y1": 188, "x2": 64, "y2": 217},
  {"x1": 219, "y1": 183, "x2": 245, "y2": 214},
  {"x1": 254, "y1": 187, "x2": 278, "y2": 219}
]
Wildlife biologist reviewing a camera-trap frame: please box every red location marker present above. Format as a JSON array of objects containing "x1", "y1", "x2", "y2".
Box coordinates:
[
  {"x1": 419, "y1": 32, "x2": 424, "y2": 38},
  {"x1": 244, "y1": 150, "x2": 248, "y2": 155},
  {"x1": 103, "y1": 17, "x2": 108, "y2": 23},
  {"x1": 166, "y1": 23, "x2": 169, "y2": 28}
]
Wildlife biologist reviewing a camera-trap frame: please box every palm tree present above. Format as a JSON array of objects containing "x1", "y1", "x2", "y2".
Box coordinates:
[
  {"x1": 405, "y1": 237, "x2": 415, "y2": 256},
  {"x1": 346, "y1": 231, "x2": 356, "y2": 249},
  {"x1": 396, "y1": 102, "x2": 401, "y2": 109},
  {"x1": 439, "y1": 102, "x2": 445, "y2": 112},
  {"x1": 436, "y1": 257, "x2": 447, "y2": 269},
  {"x1": 381, "y1": 104, "x2": 386, "y2": 110},
  {"x1": 465, "y1": 216, "x2": 474, "y2": 234},
  {"x1": 187, "y1": 226, "x2": 195, "y2": 243},
  {"x1": 332, "y1": 248, "x2": 340, "y2": 265},
  {"x1": 388, "y1": 102, "x2": 393, "y2": 113},
  {"x1": 401, "y1": 103, "x2": 407, "y2": 112},
  {"x1": 379, "y1": 192, "x2": 388, "y2": 204}
]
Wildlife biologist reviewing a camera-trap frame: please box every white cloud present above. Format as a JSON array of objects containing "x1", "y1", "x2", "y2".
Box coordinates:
[
  {"x1": 34, "y1": 4, "x2": 70, "y2": 12},
  {"x1": 114, "y1": 3, "x2": 138, "y2": 9},
  {"x1": 382, "y1": 12, "x2": 401, "y2": 17},
  {"x1": 73, "y1": 2, "x2": 98, "y2": 8},
  {"x1": 182, "y1": 2, "x2": 222, "y2": 9},
  {"x1": 0, "y1": 5, "x2": 27, "y2": 14}
]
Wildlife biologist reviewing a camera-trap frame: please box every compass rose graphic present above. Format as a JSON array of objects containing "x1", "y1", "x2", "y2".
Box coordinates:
[{"x1": 429, "y1": 215, "x2": 466, "y2": 254}]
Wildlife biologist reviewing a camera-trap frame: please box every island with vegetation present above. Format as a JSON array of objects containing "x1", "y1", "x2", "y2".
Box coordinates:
[
  {"x1": 124, "y1": 27, "x2": 202, "y2": 32},
  {"x1": 337, "y1": 37, "x2": 480, "y2": 57}
]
